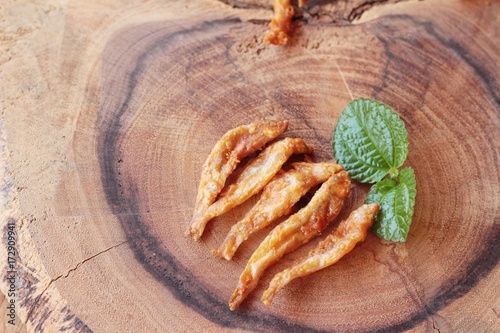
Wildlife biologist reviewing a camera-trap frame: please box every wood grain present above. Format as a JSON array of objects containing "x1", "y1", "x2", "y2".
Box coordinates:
[{"x1": 0, "y1": 0, "x2": 499, "y2": 332}]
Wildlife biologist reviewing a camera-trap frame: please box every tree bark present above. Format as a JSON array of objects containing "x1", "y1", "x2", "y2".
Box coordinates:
[{"x1": 0, "y1": 0, "x2": 499, "y2": 332}]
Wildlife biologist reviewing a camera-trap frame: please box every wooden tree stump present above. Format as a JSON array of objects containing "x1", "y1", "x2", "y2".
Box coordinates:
[{"x1": 1, "y1": 0, "x2": 499, "y2": 332}]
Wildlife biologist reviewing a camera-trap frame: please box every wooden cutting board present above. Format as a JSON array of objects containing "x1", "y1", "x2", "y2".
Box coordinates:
[{"x1": 1, "y1": 0, "x2": 499, "y2": 332}]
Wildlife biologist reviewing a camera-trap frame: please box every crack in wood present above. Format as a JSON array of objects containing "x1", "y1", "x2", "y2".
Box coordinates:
[
  {"x1": 347, "y1": 0, "x2": 403, "y2": 21},
  {"x1": 218, "y1": 0, "x2": 272, "y2": 10},
  {"x1": 218, "y1": 0, "x2": 414, "y2": 24},
  {"x1": 54, "y1": 241, "x2": 128, "y2": 282},
  {"x1": 432, "y1": 319, "x2": 442, "y2": 333},
  {"x1": 334, "y1": 60, "x2": 354, "y2": 100},
  {"x1": 25, "y1": 241, "x2": 128, "y2": 327}
]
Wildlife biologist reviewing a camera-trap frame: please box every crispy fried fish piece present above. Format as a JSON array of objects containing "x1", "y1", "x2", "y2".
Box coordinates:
[
  {"x1": 188, "y1": 120, "x2": 288, "y2": 240},
  {"x1": 191, "y1": 137, "x2": 313, "y2": 241},
  {"x1": 228, "y1": 171, "x2": 351, "y2": 310},
  {"x1": 261, "y1": 203, "x2": 380, "y2": 306},
  {"x1": 214, "y1": 162, "x2": 343, "y2": 260},
  {"x1": 264, "y1": 0, "x2": 294, "y2": 45}
]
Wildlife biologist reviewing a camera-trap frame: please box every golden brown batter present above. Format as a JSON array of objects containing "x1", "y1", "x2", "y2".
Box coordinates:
[
  {"x1": 215, "y1": 162, "x2": 343, "y2": 260},
  {"x1": 229, "y1": 171, "x2": 351, "y2": 310},
  {"x1": 261, "y1": 203, "x2": 379, "y2": 306},
  {"x1": 188, "y1": 120, "x2": 288, "y2": 240}
]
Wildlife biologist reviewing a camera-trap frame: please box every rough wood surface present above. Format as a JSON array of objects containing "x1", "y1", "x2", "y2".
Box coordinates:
[{"x1": 1, "y1": 0, "x2": 499, "y2": 332}]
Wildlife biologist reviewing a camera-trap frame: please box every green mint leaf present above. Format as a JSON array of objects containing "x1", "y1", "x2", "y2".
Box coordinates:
[
  {"x1": 366, "y1": 167, "x2": 417, "y2": 242},
  {"x1": 333, "y1": 98, "x2": 409, "y2": 183}
]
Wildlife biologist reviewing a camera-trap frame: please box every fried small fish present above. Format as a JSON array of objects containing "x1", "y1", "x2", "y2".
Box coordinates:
[
  {"x1": 264, "y1": 0, "x2": 294, "y2": 45},
  {"x1": 190, "y1": 137, "x2": 312, "y2": 241},
  {"x1": 214, "y1": 162, "x2": 343, "y2": 260},
  {"x1": 261, "y1": 203, "x2": 379, "y2": 306},
  {"x1": 188, "y1": 120, "x2": 288, "y2": 240},
  {"x1": 228, "y1": 171, "x2": 351, "y2": 310}
]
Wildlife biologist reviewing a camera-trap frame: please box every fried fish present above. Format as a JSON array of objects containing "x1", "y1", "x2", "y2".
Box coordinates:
[
  {"x1": 229, "y1": 171, "x2": 351, "y2": 310},
  {"x1": 188, "y1": 120, "x2": 288, "y2": 240},
  {"x1": 261, "y1": 203, "x2": 379, "y2": 306},
  {"x1": 190, "y1": 137, "x2": 312, "y2": 240},
  {"x1": 214, "y1": 162, "x2": 343, "y2": 260},
  {"x1": 264, "y1": 0, "x2": 294, "y2": 45}
]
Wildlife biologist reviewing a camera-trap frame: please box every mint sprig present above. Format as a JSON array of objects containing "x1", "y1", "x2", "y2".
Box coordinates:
[
  {"x1": 366, "y1": 168, "x2": 416, "y2": 242},
  {"x1": 333, "y1": 98, "x2": 408, "y2": 183},
  {"x1": 333, "y1": 98, "x2": 416, "y2": 242}
]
